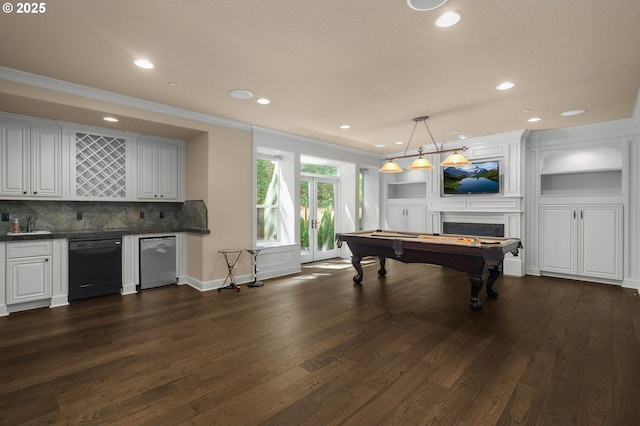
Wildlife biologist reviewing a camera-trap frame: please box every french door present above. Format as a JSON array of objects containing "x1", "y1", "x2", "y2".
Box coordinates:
[{"x1": 300, "y1": 177, "x2": 337, "y2": 263}]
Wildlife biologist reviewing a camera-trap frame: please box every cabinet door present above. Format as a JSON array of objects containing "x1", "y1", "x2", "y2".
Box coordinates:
[
  {"x1": 0, "y1": 122, "x2": 29, "y2": 196},
  {"x1": 406, "y1": 205, "x2": 427, "y2": 233},
  {"x1": 6, "y1": 256, "x2": 52, "y2": 304},
  {"x1": 157, "y1": 143, "x2": 179, "y2": 199},
  {"x1": 31, "y1": 126, "x2": 62, "y2": 197},
  {"x1": 540, "y1": 205, "x2": 577, "y2": 274},
  {"x1": 387, "y1": 205, "x2": 406, "y2": 231},
  {"x1": 580, "y1": 205, "x2": 623, "y2": 279},
  {"x1": 137, "y1": 140, "x2": 158, "y2": 199}
]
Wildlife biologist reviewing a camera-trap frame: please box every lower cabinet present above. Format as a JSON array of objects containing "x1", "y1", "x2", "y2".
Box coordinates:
[
  {"x1": 388, "y1": 204, "x2": 427, "y2": 233},
  {"x1": 6, "y1": 240, "x2": 52, "y2": 304},
  {"x1": 539, "y1": 204, "x2": 623, "y2": 280}
]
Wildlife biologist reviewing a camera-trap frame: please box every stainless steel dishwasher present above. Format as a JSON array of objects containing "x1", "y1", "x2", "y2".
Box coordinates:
[{"x1": 139, "y1": 236, "x2": 177, "y2": 289}]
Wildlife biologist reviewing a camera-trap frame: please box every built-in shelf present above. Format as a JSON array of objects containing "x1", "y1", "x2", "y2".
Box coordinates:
[
  {"x1": 387, "y1": 181, "x2": 427, "y2": 199},
  {"x1": 540, "y1": 170, "x2": 622, "y2": 196}
]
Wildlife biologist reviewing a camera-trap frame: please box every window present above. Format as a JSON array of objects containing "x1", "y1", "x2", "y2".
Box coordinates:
[
  {"x1": 256, "y1": 157, "x2": 279, "y2": 242},
  {"x1": 300, "y1": 163, "x2": 338, "y2": 176}
]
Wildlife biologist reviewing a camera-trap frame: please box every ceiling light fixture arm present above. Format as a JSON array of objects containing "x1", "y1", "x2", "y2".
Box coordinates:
[
  {"x1": 383, "y1": 145, "x2": 468, "y2": 162},
  {"x1": 386, "y1": 115, "x2": 467, "y2": 162}
]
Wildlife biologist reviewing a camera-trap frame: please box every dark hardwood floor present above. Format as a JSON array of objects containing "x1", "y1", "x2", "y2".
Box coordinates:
[{"x1": 1, "y1": 259, "x2": 640, "y2": 425}]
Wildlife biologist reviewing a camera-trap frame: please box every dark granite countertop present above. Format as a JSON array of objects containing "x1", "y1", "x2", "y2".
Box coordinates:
[{"x1": 1, "y1": 227, "x2": 210, "y2": 242}]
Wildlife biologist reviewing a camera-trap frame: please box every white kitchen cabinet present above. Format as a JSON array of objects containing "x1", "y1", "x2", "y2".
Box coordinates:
[
  {"x1": 137, "y1": 138, "x2": 181, "y2": 200},
  {"x1": 5, "y1": 240, "x2": 53, "y2": 305},
  {"x1": 539, "y1": 204, "x2": 623, "y2": 280},
  {"x1": 388, "y1": 204, "x2": 427, "y2": 233},
  {"x1": 0, "y1": 120, "x2": 61, "y2": 198}
]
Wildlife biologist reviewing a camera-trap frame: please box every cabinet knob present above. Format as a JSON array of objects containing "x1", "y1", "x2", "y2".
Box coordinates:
[
  {"x1": 154, "y1": 195, "x2": 158, "y2": 198},
  {"x1": 160, "y1": 195, "x2": 163, "y2": 198},
  {"x1": 23, "y1": 191, "x2": 27, "y2": 194},
  {"x1": 33, "y1": 191, "x2": 37, "y2": 195},
  {"x1": 45, "y1": 258, "x2": 49, "y2": 262}
]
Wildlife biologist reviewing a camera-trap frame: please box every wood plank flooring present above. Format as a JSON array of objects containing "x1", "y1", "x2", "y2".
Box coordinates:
[{"x1": 1, "y1": 258, "x2": 640, "y2": 425}]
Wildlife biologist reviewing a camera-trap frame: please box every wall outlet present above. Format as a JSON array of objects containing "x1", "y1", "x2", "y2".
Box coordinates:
[
  {"x1": 76, "y1": 212, "x2": 83, "y2": 220},
  {"x1": 159, "y1": 211, "x2": 165, "y2": 219},
  {"x1": 1, "y1": 213, "x2": 9, "y2": 222},
  {"x1": 140, "y1": 211, "x2": 145, "y2": 219}
]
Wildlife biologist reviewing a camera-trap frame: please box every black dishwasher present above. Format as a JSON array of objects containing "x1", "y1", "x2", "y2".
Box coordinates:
[{"x1": 68, "y1": 237, "x2": 122, "y2": 302}]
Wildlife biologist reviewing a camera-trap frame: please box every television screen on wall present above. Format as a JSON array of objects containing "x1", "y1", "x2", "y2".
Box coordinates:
[{"x1": 443, "y1": 161, "x2": 500, "y2": 194}]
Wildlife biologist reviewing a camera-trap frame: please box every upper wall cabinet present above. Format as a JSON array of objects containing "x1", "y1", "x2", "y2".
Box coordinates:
[
  {"x1": 2, "y1": 112, "x2": 185, "y2": 202},
  {"x1": 0, "y1": 119, "x2": 62, "y2": 198},
  {"x1": 137, "y1": 137, "x2": 183, "y2": 201}
]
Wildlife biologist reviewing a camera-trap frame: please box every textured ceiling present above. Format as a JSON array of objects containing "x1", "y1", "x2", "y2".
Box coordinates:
[{"x1": 1, "y1": 0, "x2": 639, "y2": 153}]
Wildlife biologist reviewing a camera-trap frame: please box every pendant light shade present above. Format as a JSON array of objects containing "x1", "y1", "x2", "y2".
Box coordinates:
[
  {"x1": 379, "y1": 161, "x2": 403, "y2": 173},
  {"x1": 407, "y1": 156, "x2": 434, "y2": 170},
  {"x1": 379, "y1": 116, "x2": 469, "y2": 173},
  {"x1": 440, "y1": 152, "x2": 471, "y2": 167}
]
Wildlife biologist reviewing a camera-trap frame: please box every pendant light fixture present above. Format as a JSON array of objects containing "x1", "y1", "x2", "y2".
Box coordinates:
[
  {"x1": 440, "y1": 152, "x2": 471, "y2": 167},
  {"x1": 379, "y1": 116, "x2": 469, "y2": 173}
]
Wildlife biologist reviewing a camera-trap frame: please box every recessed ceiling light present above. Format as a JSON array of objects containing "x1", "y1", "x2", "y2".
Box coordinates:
[
  {"x1": 407, "y1": 0, "x2": 448, "y2": 11},
  {"x1": 103, "y1": 116, "x2": 119, "y2": 123},
  {"x1": 256, "y1": 98, "x2": 271, "y2": 105},
  {"x1": 229, "y1": 89, "x2": 253, "y2": 100},
  {"x1": 561, "y1": 109, "x2": 587, "y2": 117},
  {"x1": 134, "y1": 59, "x2": 154, "y2": 69},
  {"x1": 496, "y1": 81, "x2": 515, "y2": 90},
  {"x1": 374, "y1": 144, "x2": 387, "y2": 148},
  {"x1": 435, "y1": 11, "x2": 462, "y2": 28},
  {"x1": 395, "y1": 141, "x2": 404, "y2": 145},
  {"x1": 522, "y1": 108, "x2": 531, "y2": 113},
  {"x1": 528, "y1": 117, "x2": 541, "y2": 122},
  {"x1": 450, "y1": 131, "x2": 468, "y2": 140},
  {"x1": 340, "y1": 124, "x2": 350, "y2": 129}
]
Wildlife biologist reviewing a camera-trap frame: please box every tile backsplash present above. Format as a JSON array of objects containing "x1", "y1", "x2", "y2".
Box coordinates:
[{"x1": 0, "y1": 200, "x2": 208, "y2": 234}]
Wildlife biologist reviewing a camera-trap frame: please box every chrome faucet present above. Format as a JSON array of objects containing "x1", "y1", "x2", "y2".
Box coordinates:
[{"x1": 26, "y1": 216, "x2": 35, "y2": 233}]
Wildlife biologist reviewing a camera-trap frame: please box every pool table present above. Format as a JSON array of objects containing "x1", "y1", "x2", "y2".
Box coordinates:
[{"x1": 335, "y1": 230, "x2": 522, "y2": 310}]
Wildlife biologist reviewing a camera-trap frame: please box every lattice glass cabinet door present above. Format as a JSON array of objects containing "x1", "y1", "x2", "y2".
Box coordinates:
[{"x1": 75, "y1": 133, "x2": 127, "y2": 199}]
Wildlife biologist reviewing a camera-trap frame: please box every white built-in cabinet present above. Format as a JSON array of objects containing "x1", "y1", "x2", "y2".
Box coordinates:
[
  {"x1": 0, "y1": 120, "x2": 61, "y2": 198},
  {"x1": 5, "y1": 240, "x2": 52, "y2": 305},
  {"x1": 534, "y1": 138, "x2": 626, "y2": 283},
  {"x1": 385, "y1": 167, "x2": 428, "y2": 233},
  {"x1": 137, "y1": 138, "x2": 180, "y2": 200},
  {"x1": 539, "y1": 205, "x2": 623, "y2": 280},
  {"x1": 388, "y1": 204, "x2": 427, "y2": 233}
]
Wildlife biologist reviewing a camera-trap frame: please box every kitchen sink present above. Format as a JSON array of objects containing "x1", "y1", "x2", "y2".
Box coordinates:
[{"x1": 6, "y1": 231, "x2": 52, "y2": 236}]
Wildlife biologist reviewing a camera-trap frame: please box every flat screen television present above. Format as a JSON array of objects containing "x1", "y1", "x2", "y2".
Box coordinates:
[{"x1": 443, "y1": 160, "x2": 500, "y2": 194}]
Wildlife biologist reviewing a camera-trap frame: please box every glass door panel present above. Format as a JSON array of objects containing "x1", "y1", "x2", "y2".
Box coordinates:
[{"x1": 300, "y1": 178, "x2": 337, "y2": 263}]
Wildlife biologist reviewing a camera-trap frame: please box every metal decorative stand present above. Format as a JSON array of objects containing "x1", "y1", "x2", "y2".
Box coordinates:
[
  {"x1": 245, "y1": 248, "x2": 264, "y2": 287},
  {"x1": 218, "y1": 249, "x2": 243, "y2": 292}
]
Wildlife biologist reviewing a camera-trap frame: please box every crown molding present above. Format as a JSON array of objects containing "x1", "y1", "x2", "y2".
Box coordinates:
[{"x1": 0, "y1": 66, "x2": 251, "y2": 132}]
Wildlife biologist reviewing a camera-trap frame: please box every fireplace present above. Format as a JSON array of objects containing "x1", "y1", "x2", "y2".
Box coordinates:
[{"x1": 442, "y1": 222, "x2": 504, "y2": 237}]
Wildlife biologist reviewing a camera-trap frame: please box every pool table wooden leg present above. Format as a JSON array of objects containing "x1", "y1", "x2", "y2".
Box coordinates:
[
  {"x1": 486, "y1": 267, "x2": 501, "y2": 298},
  {"x1": 468, "y1": 275, "x2": 484, "y2": 311},
  {"x1": 378, "y1": 257, "x2": 387, "y2": 276},
  {"x1": 351, "y1": 256, "x2": 364, "y2": 283}
]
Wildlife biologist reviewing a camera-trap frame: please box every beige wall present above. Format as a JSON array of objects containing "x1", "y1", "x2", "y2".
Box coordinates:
[
  {"x1": 203, "y1": 125, "x2": 253, "y2": 282},
  {"x1": 185, "y1": 132, "x2": 208, "y2": 282}
]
